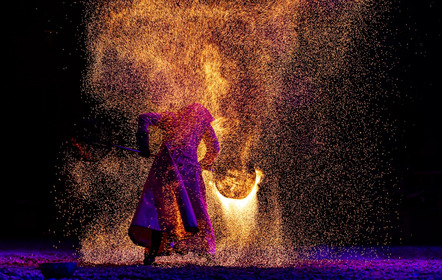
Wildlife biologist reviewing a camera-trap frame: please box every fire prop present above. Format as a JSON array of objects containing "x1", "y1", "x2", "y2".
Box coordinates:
[
  {"x1": 56, "y1": 0, "x2": 394, "y2": 265},
  {"x1": 213, "y1": 169, "x2": 258, "y2": 200}
]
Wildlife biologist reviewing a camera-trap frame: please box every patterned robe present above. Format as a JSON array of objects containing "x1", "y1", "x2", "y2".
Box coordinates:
[{"x1": 129, "y1": 103, "x2": 219, "y2": 255}]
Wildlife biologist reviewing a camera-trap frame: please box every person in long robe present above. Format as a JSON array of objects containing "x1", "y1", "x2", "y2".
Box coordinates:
[{"x1": 128, "y1": 103, "x2": 220, "y2": 265}]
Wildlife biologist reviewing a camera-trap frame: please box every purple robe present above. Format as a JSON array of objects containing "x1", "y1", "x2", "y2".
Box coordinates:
[{"x1": 129, "y1": 103, "x2": 220, "y2": 255}]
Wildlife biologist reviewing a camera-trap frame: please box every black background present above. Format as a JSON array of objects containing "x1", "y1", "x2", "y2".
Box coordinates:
[{"x1": 4, "y1": 0, "x2": 441, "y2": 244}]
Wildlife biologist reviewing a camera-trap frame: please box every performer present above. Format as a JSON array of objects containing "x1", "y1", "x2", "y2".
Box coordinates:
[{"x1": 128, "y1": 103, "x2": 220, "y2": 265}]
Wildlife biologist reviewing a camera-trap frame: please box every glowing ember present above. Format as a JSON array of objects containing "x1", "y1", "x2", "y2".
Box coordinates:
[{"x1": 55, "y1": 0, "x2": 395, "y2": 266}]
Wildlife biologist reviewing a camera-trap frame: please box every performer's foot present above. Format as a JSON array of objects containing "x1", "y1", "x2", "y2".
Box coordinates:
[{"x1": 143, "y1": 252, "x2": 156, "y2": 265}]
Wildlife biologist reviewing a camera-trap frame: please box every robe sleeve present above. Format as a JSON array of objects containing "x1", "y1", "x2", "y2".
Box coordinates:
[
  {"x1": 200, "y1": 124, "x2": 220, "y2": 168},
  {"x1": 136, "y1": 112, "x2": 164, "y2": 157}
]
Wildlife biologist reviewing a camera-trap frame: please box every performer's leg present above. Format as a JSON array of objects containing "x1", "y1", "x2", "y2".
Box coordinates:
[{"x1": 143, "y1": 230, "x2": 163, "y2": 265}]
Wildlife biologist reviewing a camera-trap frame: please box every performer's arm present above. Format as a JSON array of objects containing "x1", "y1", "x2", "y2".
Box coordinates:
[
  {"x1": 136, "y1": 112, "x2": 163, "y2": 158},
  {"x1": 200, "y1": 124, "x2": 220, "y2": 170}
]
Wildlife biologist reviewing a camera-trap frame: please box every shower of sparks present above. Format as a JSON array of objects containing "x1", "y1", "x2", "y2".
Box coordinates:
[
  {"x1": 55, "y1": 0, "x2": 396, "y2": 266},
  {"x1": 208, "y1": 170, "x2": 262, "y2": 249}
]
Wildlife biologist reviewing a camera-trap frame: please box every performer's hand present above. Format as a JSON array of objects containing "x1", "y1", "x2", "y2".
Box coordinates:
[
  {"x1": 139, "y1": 149, "x2": 151, "y2": 158},
  {"x1": 136, "y1": 131, "x2": 150, "y2": 158}
]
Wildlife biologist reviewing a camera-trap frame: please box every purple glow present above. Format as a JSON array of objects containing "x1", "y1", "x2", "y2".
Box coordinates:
[{"x1": 1, "y1": 241, "x2": 441, "y2": 279}]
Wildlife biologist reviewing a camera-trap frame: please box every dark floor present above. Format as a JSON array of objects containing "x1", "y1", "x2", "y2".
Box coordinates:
[{"x1": 0, "y1": 239, "x2": 441, "y2": 279}]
